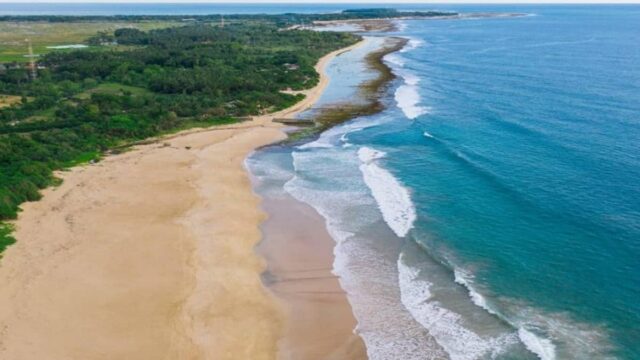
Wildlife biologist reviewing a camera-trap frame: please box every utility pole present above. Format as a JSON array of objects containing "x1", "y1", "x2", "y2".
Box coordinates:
[{"x1": 25, "y1": 39, "x2": 37, "y2": 80}]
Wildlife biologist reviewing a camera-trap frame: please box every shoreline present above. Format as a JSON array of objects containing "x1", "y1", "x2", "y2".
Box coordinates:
[
  {"x1": 0, "y1": 40, "x2": 365, "y2": 359},
  {"x1": 250, "y1": 35, "x2": 411, "y2": 359},
  {"x1": 287, "y1": 36, "x2": 407, "y2": 142},
  {"x1": 312, "y1": 13, "x2": 526, "y2": 32},
  {"x1": 250, "y1": 36, "x2": 401, "y2": 360},
  {"x1": 256, "y1": 195, "x2": 368, "y2": 359}
]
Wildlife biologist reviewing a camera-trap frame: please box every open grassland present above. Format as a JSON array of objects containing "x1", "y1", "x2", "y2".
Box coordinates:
[
  {"x1": 0, "y1": 20, "x2": 181, "y2": 63},
  {"x1": 0, "y1": 95, "x2": 21, "y2": 109}
]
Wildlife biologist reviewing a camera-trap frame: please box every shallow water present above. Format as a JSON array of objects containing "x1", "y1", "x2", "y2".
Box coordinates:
[{"x1": 250, "y1": 5, "x2": 640, "y2": 360}]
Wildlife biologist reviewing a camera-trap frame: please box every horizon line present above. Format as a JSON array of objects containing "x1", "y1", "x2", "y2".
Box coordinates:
[{"x1": 1, "y1": 1, "x2": 640, "y2": 4}]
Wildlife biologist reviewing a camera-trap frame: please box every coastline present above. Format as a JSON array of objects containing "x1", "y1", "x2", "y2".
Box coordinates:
[
  {"x1": 311, "y1": 13, "x2": 526, "y2": 32},
  {"x1": 250, "y1": 36, "x2": 408, "y2": 359},
  {"x1": 0, "y1": 40, "x2": 365, "y2": 359},
  {"x1": 287, "y1": 36, "x2": 407, "y2": 142}
]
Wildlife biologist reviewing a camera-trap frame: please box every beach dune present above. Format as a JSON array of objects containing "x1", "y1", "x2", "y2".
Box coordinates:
[{"x1": 0, "y1": 41, "x2": 364, "y2": 359}]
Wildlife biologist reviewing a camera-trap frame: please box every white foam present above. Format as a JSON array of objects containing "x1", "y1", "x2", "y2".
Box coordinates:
[
  {"x1": 358, "y1": 147, "x2": 416, "y2": 238},
  {"x1": 398, "y1": 255, "x2": 517, "y2": 360},
  {"x1": 395, "y1": 84, "x2": 430, "y2": 120},
  {"x1": 401, "y1": 38, "x2": 425, "y2": 53},
  {"x1": 402, "y1": 72, "x2": 421, "y2": 86},
  {"x1": 452, "y1": 266, "x2": 616, "y2": 360},
  {"x1": 285, "y1": 148, "x2": 449, "y2": 359},
  {"x1": 384, "y1": 53, "x2": 406, "y2": 67},
  {"x1": 518, "y1": 328, "x2": 557, "y2": 360},
  {"x1": 453, "y1": 269, "x2": 495, "y2": 314},
  {"x1": 423, "y1": 131, "x2": 434, "y2": 139},
  {"x1": 298, "y1": 116, "x2": 385, "y2": 149},
  {"x1": 454, "y1": 268, "x2": 558, "y2": 360},
  {"x1": 357, "y1": 146, "x2": 386, "y2": 163},
  {"x1": 511, "y1": 307, "x2": 614, "y2": 360},
  {"x1": 395, "y1": 20, "x2": 408, "y2": 32},
  {"x1": 386, "y1": 39, "x2": 430, "y2": 120}
]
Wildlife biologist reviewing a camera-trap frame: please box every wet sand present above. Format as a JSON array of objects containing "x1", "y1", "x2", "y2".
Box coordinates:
[
  {"x1": 257, "y1": 196, "x2": 367, "y2": 360},
  {"x1": 0, "y1": 40, "x2": 365, "y2": 360}
]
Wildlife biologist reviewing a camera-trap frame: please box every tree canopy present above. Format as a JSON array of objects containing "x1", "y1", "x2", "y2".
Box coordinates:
[{"x1": 0, "y1": 22, "x2": 359, "y2": 226}]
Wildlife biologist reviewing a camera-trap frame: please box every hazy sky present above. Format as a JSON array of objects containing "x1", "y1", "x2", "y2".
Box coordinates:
[{"x1": 0, "y1": 0, "x2": 638, "y2": 4}]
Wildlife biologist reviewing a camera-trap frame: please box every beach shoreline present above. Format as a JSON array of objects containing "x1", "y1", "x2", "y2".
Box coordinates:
[
  {"x1": 0, "y1": 40, "x2": 365, "y2": 359},
  {"x1": 255, "y1": 195, "x2": 368, "y2": 359},
  {"x1": 250, "y1": 35, "x2": 409, "y2": 360}
]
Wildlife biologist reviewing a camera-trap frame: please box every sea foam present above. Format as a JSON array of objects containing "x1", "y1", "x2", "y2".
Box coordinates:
[
  {"x1": 284, "y1": 148, "x2": 449, "y2": 360},
  {"x1": 395, "y1": 84, "x2": 430, "y2": 120},
  {"x1": 454, "y1": 268, "x2": 558, "y2": 360},
  {"x1": 386, "y1": 38, "x2": 430, "y2": 120},
  {"x1": 358, "y1": 147, "x2": 416, "y2": 237},
  {"x1": 518, "y1": 328, "x2": 557, "y2": 360},
  {"x1": 398, "y1": 255, "x2": 518, "y2": 360},
  {"x1": 452, "y1": 266, "x2": 613, "y2": 360},
  {"x1": 385, "y1": 53, "x2": 406, "y2": 67},
  {"x1": 401, "y1": 38, "x2": 425, "y2": 53}
]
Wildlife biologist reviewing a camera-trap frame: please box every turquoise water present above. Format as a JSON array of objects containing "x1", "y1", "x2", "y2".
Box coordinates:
[
  {"x1": 386, "y1": 8, "x2": 640, "y2": 359},
  {"x1": 251, "y1": 5, "x2": 640, "y2": 360}
]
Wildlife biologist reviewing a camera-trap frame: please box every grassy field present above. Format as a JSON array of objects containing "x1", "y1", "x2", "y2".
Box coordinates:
[
  {"x1": 0, "y1": 94, "x2": 22, "y2": 109},
  {"x1": 0, "y1": 20, "x2": 181, "y2": 63}
]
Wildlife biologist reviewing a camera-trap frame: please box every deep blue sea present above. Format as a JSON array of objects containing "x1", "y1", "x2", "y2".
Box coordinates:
[
  {"x1": 6, "y1": 2, "x2": 637, "y2": 359},
  {"x1": 248, "y1": 5, "x2": 640, "y2": 360}
]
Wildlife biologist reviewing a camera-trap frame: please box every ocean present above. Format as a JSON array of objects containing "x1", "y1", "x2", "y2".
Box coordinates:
[{"x1": 248, "y1": 5, "x2": 640, "y2": 360}]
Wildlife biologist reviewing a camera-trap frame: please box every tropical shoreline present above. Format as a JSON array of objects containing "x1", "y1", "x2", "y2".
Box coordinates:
[
  {"x1": 250, "y1": 35, "x2": 412, "y2": 360},
  {"x1": 0, "y1": 40, "x2": 366, "y2": 359}
]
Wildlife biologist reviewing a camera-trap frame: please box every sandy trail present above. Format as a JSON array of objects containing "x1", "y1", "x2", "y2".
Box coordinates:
[{"x1": 0, "y1": 40, "x2": 365, "y2": 360}]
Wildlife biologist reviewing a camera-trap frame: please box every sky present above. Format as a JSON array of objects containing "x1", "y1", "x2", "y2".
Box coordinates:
[{"x1": 0, "y1": 0, "x2": 638, "y2": 4}]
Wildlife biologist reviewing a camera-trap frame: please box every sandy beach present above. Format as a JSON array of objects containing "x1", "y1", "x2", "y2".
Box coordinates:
[
  {"x1": 0, "y1": 40, "x2": 365, "y2": 360},
  {"x1": 257, "y1": 196, "x2": 367, "y2": 360}
]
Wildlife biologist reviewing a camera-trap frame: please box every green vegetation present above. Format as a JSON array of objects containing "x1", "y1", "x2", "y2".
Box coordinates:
[
  {"x1": 0, "y1": 20, "x2": 181, "y2": 63},
  {"x1": 0, "y1": 223, "x2": 15, "y2": 254},
  {"x1": 74, "y1": 83, "x2": 151, "y2": 100},
  {"x1": 0, "y1": 21, "x2": 359, "y2": 240},
  {"x1": 62, "y1": 150, "x2": 101, "y2": 168},
  {"x1": 0, "y1": 8, "x2": 451, "y2": 252},
  {"x1": 0, "y1": 8, "x2": 455, "y2": 26}
]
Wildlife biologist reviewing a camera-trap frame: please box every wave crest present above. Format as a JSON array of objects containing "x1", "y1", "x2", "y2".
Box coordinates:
[
  {"x1": 358, "y1": 146, "x2": 416, "y2": 237},
  {"x1": 386, "y1": 37, "x2": 430, "y2": 120},
  {"x1": 399, "y1": 255, "x2": 519, "y2": 360}
]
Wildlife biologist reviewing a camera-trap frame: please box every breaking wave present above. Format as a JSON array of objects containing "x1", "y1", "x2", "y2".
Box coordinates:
[
  {"x1": 358, "y1": 147, "x2": 416, "y2": 237},
  {"x1": 385, "y1": 38, "x2": 430, "y2": 120}
]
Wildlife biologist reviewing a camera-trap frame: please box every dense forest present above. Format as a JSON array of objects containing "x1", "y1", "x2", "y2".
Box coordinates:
[
  {"x1": 0, "y1": 8, "x2": 456, "y2": 24},
  {"x1": 0, "y1": 20, "x2": 360, "y2": 247}
]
